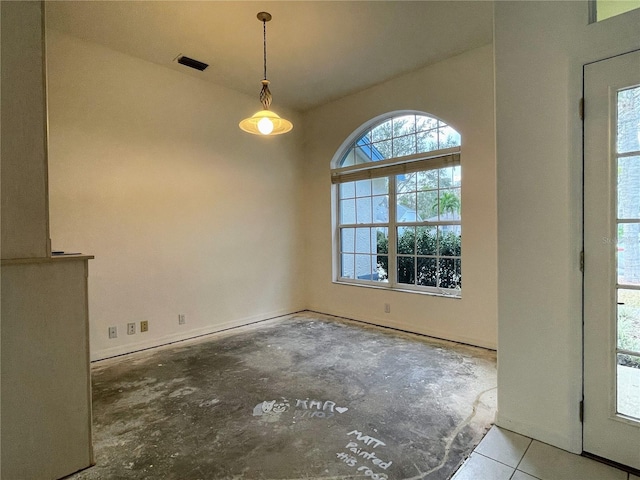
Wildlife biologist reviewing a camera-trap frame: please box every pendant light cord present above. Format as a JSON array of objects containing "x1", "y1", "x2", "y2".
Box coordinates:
[
  {"x1": 263, "y1": 19, "x2": 267, "y2": 81},
  {"x1": 258, "y1": 12, "x2": 273, "y2": 110}
]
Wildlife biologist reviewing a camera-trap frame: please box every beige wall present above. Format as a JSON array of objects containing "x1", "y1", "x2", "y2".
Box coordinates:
[
  {"x1": 46, "y1": 31, "x2": 305, "y2": 360},
  {"x1": 301, "y1": 45, "x2": 498, "y2": 349},
  {"x1": 495, "y1": 1, "x2": 640, "y2": 453}
]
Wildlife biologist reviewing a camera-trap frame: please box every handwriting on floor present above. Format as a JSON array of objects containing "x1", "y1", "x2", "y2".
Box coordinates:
[
  {"x1": 336, "y1": 430, "x2": 393, "y2": 480},
  {"x1": 252, "y1": 397, "x2": 348, "y2": 420}
]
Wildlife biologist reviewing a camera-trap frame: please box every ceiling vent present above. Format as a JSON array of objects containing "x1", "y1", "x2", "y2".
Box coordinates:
[{"x1": 176, "y1": 55, "x2": 208, "y2": 71}]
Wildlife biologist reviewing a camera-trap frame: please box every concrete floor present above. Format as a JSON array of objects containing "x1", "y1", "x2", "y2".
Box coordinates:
[{"x1": 66, "y1": 312, "x2": 497, "y2": 480}]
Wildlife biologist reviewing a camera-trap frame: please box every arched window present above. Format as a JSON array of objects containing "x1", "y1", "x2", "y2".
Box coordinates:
[{"x1": 331, "y1": 112, "x2": 462, "y2": 295}]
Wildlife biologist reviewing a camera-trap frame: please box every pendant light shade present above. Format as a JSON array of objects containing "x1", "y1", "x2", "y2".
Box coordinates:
[{"x1": 239, "y1": 12, "x2": 293, "y2": 136}]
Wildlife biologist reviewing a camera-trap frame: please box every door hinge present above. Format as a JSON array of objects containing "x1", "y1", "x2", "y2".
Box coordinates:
[
  {"x1": 579, "y1": 98, "x2": 585, "y2": 120},
  {"x1": 579, "y1": 400, "x2": 584, "y2": 422},
  {"x1": 580, "y1": 250, "x2": 585, "y2": 272}
]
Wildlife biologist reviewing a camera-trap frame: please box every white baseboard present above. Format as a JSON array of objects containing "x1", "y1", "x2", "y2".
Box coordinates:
[{"x1": 308, "y1": 308, "x2": 497, "y2": 351}]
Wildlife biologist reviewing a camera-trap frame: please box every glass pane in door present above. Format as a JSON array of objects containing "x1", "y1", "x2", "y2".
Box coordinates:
[{"x1": 616, "y1": 86, "x2": 640, "y2": 420}]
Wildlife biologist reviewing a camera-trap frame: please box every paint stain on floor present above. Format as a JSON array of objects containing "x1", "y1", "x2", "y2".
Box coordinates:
[{"x1": 66, "y1": 312, "x2": 496, "y2": 480}]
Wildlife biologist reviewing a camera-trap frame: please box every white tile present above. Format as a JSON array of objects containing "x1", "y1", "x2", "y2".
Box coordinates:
[
  {"x1": 518, "y1": 441, "x2": 627, "y2": 480},
  {"x1": 474, "y1": 426, "x2": 532, "y2": 468},
  {"x1": 452, "y1": 453, "x2": 514, "y2": 480},
  {"x1": 511, "y1": 471, "x2": 541, "y2": 480}
]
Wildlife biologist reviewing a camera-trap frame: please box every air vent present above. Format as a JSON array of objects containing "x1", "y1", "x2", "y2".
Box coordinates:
[{"x1": 177, "y1": 55, "x2": 208, "y2": 71}]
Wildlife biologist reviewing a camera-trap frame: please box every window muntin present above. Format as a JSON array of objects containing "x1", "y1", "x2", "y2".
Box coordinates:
[{"x1": 334, "y1": 113, "x2": 462, "y2": 296}]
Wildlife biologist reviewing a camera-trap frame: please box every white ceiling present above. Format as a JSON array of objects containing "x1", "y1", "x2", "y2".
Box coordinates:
[{"x1": 45, "y1": 1, "x2": 494, "y2": 112}]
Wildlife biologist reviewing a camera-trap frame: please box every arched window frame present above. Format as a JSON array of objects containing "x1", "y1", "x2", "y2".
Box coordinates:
[{"x1": 331, "y1": 111, "x2": 462, "y2": 297}]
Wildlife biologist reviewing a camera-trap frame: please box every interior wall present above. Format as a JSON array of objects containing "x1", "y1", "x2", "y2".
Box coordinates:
[
  {"x1": 495, "y1": 1, "x2": 640, "y2": 453},
  {"x1": 46, "y1": 31, "x2": 305, "y2": 360},
  {"x1": 301, "y1": 45, "x2": 498, "y2": 349}
]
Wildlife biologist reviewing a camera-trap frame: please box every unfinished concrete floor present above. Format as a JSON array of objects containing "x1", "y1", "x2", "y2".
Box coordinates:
[{"x1": 67, "y1": 312, "x2": 496, "y2": 480}]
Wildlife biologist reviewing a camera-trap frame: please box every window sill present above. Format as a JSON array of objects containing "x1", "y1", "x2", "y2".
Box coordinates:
[{"x1": 333, "y1": 279, "x2": 462, "y2": 299}]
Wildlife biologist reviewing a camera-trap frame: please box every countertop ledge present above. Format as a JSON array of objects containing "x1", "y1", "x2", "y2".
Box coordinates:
[{"x1": 2, "y1": 255, "x2": 94, "y2": 265}]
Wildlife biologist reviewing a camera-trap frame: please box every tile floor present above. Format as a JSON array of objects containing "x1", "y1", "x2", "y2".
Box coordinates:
[{"x1": 452, "y1": 426, "x2": 639, "y2": 480}]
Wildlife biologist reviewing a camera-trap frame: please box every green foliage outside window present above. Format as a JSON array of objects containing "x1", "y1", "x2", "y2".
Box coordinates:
[{"x1": 376, "y1": 228, "x2": 461, "y2": 289}]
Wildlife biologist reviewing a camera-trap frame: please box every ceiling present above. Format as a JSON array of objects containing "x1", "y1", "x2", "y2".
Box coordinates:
[{"x1": 45, "y1": 1, "x2": 494, "y2": 112}]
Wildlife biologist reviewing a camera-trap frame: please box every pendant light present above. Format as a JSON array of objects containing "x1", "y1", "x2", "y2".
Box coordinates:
[{"x1": 239, "y1": 12, "x2": 293, "y2": 136}]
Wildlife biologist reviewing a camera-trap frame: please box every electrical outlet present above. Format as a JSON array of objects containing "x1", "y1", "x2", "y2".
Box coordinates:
[
  {"x1": 140, "y1": 321, "x2": 148, "y2": 332},
  {"x1": 108, "y1": 326, "x2": 117, "y2": 339},
  {"x1": 127, "y1": 323, "x2": 136, "y2": 335},
  {"x1": 178, "y1": 314, "x2": 186, "y2": 325},
  {"x1": 384, "y1": 303, "x2": 391, "y2": 314}
]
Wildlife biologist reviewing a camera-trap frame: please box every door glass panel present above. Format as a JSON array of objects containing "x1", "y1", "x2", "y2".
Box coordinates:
[
  {"x1": 617, "y1": 353, "x2": 640, "y2": 419},
  {"x1": 617, "y1": 86, "x2": 640, "y2": 155},
  {"x1": 617, "y1": 289, "x2": 640, "y2": 353},
  {"x1": 616, "y1": 86, "x2": 640, "y2": 420}
]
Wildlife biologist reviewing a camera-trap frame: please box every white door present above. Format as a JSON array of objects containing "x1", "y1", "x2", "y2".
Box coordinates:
[{"x1": 584, "y1": 49, "x2": 640, "y2": 470}]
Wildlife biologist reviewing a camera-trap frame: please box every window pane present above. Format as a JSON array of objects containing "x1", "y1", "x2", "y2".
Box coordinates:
[
  {"x1": 355, "y1": 228, "x2": 371, "y2": 253},
  {"x1": 415, "y1": 115, "x2": 439, "y2": 133},
  {"x1": 393, "y1": 115, "x2": 416, "y2": 136},
  {"x1": 375, "y1": 255, "x2": 389, "y2": 282},
  {"x1": 438, "y1": 189, "x2": 461, "y2": 221},
  {"x1": 397, "y1": 256, "x2": 415, "y2": 285},
  {"x1": 371, "y1": 122, "x2": 391, "y2": 143},
  {"x1": 617, "y1": 87, "x2": 640, "y2": 154},
  {"x1": 355, "y1": 254, "x2": 372, "y2": 280},
  {"x1": 397, "y1": 227, "x2": 415, "y2": 255},
  {"x1": 393, "y1": 134, "x2": 416, "y2": 157},
  {"x1": 417, "y1": 191, "x2": 438, "y2": 221},
  {"x1": 376, "y1": 227, "x2": 389, "y2": 254},
  {"x1": 417, "y1": 170, "x2": 438, "y2": 190},
  {"x1": 340, "y1": 148, "x2": 356, "y2": 167},
  {"x1": 438, "y1": 258, "x2": 461, "y2": 289},
  {"x1": 452, "y1": 166, "x2": 462, "y2": 187},
  {"x1": 618, "y1": 156, "x2": 640, "y2": 219},
  {"x1": 439, "y1": 225, "x2": 462, "y2": 257},
  {"x1": 341, "y1": 228, "x2": 355, "y2": 253},
  {"x1": 618, "y1": 222, "x2": 640, "y2": 285},
  {"x1": 376, "y1": 228, "x2": 389, "y2": 282},
  {"x1": 340, "y1": 199, "x2": 356, "y2": 224},
  {"x1": 416, "y1": 226, "x2": 437, "y2": 255},
  {"x1": 617, "y1": 289, "x2": 640, "y2": 353},
  {"x1": 355, "y1": 179, "x2": 372, "y2": 197},
  {"x1": 439, "y1": 167, "x2": 455, "y2": 188},
  {"x1": 340, "y1": 181, "x2": 356, "y2": 199},
  {"x1": 617, "y1": 353, "x2": 640, "y2": 419},
  {"x1": 372, "y1": 177, "x2": 389, "y2": 195},
  {"x1": 373, "y1": 140, "x2": 393, "y2": 159},
  {"x1": 417, "y1": 258, "x2": 437, "y2": 286},
  {"x1": 417, "y1": 129, "x2": 438, "y2": 152},
  {"x1": 397, "y1": 193, "x2": 417, "y2": 222},
  {"x1": 341, "y1": 254, "x2": 355, "y2": 279},
  {"x1": 356, "y1": 197, "x2": 372, "y2": 223},
  {"x1": 373, "y1": 195, "x2": 389, "y2": 223},
  {"x1": 438, "y1": 125, "x2": 462, "y2": 148},
  {"x1": 397, "y1": 172, "x2": 417, "y2": 193}
]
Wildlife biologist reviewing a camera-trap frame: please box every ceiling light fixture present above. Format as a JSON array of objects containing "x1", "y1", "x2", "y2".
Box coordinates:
[{"x1": 239, "y1": 12, "x2": 293, "y2": 136}]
